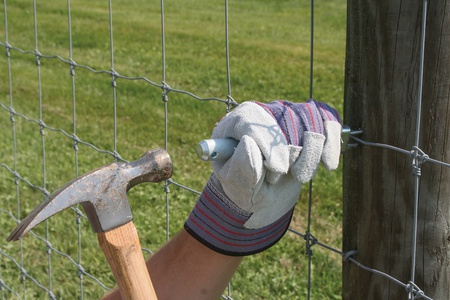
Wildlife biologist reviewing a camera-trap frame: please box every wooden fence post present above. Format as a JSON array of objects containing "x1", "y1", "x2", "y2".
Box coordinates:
[{"x1": 343, "y1": 1, "x2": 450, "y2": 299}]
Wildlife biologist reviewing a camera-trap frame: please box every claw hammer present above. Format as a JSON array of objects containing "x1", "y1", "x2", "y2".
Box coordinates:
[{"x1": 8, "y1": 148, "x2": 172, "y2": 300}]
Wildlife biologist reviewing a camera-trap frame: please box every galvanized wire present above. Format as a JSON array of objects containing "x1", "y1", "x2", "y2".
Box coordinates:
[
  {"x1": 0, "y1": 1, "x2": 443, "y2": 299},
  {"x1": 306, "y1": 1, "x2": 315, "y2": 299},
  {"x1": 409, "y1": 1, "x2": 428, "y2": 298}
]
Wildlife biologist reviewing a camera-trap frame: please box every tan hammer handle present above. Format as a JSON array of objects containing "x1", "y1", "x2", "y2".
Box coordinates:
[{"x1": 98, "y1": 222, "x2": 158, "y2": 300}]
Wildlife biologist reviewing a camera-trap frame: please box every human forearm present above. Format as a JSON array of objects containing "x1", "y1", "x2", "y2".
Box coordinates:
[
  {"x1": 148, "y1": 229, "x2": 242, "y2": 300},
  {"x1": 102, "y1": 229, "x2": 242, "y2": 300}
]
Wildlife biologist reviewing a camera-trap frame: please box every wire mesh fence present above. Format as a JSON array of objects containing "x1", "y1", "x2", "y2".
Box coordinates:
[
  {"x1": 1, "y1": 0, "x2": 344, "y2": 298},
  {"x1": 0, "y1": 0, "x2": 444, "y2": 299}
]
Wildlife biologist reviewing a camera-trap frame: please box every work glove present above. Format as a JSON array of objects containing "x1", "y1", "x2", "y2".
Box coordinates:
[{"x1": 185, "y1": 99, "x2": 342, "y2": 256}]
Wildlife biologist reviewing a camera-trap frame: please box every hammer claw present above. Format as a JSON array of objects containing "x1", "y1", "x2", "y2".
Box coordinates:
[
  {"x1": 7, "y1": 197, "x2": 56, "y2": 241},
  {"x1": 7, "y1": 178, "x2": 89, "y2": 241}
]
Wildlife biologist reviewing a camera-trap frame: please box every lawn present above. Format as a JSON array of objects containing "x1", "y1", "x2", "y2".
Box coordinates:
[{"x1": 0, "y1": 0, "x2": 346, "y2": 299}]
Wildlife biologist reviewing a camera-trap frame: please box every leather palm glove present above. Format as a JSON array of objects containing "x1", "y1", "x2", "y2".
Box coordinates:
[{"x1": 185, "y1": 99, "x2": 342, "y2": 256}]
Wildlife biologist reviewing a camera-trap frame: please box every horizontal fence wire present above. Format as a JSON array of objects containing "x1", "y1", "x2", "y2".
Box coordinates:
[
  {"x1": 0, "y1": 0, "x2": 241, "y2": 298},
  {"x1": 0, "y1": 0, "x2": 445, "y2": 299}
]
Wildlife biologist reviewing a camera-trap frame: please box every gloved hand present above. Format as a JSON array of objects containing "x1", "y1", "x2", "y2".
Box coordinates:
[{"x1": 185, "y1": 99, "x2": 342, "y2": 256}]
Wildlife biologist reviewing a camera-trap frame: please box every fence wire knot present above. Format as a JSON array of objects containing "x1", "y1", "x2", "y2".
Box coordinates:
[
  {"x1": 38, "y1": 119, "x2": 47, "y2": 136},
  {"x1": 9, "y1": 114, "x2": 15, "y2": 123},
  {"x1": 13, "y1": 171, "x2": 20, "y2": 185},
  {"x1": 411, "y1": 146, "x2": 429, "y2": 176},
  {"x1": 161, "y1": 81, "x2": 171, "y2": 102},
  {"x1": 406, "y1": 281, "x2": 426, "y2": 299},
  {"x1": 411, "y1": 146, "x2": 429, "y2": 164},
  {"x1": 74, "y1": 206, "x2": 84, "y2": 217},
  {"x1": 226, "y1": 95, "x2": 238, "y2": 112},
  {"x1": 77, "y1": 264, "x2": 86, "y2": 279},
  {"x1": 72, "y1": 134, "x2": 80, "y2": 151},
  {"x1": 4, "y1": 42, "x2": 11, "y2": 57},
  {"x1": 35, "y1": 49, "x2": 42, "y2": 66},
  {"x1": 43, "y1": 188, "x2": 51, "y2": 197},
  {"x1": 46, "y1": 241, "x2": 53, "y2": 255},
  {"x1": 112, "y1": 151, "x2": 123, "y2": 162},
  {"x1": 49, "y1": 291, "x2": 57, "y2": 300},
  {"x1": 69, "y1": 59, "x2": 77, "y2": 76},
  {"x1": 110, "y1": 69, "x2": 119, "y2": 87},
  {"x1": 20, "y1": 267, "x2": 27, "y2": 277},
  {"x1": 164, "y1": 180, "x2": 171, "y2": 193},
  {"x1": 304, "y1": 231, "x2": 318, "y2": 256}
]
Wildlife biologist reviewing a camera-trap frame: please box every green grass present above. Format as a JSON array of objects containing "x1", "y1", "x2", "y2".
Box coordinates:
[{"x1": 0, "y1": 0, "x2": 346, "y2": 299}]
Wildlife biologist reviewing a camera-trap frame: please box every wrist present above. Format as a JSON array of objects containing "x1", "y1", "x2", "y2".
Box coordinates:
[{"x1": 184, "y1": 174, "x2": 294, "y2": 256}]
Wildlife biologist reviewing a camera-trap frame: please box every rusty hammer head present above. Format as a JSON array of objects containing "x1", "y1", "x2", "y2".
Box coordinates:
[{"x1": 8, "y1": 148, "x2": 172, "y2": 241}]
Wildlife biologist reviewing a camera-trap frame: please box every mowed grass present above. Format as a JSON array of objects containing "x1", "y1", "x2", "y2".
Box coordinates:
[{"x1": 0, "y1": 0, "x2": 346, "y2": 299}]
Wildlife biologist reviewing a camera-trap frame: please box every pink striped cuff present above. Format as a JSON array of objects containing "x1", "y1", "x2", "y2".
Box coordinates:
[{"x1": 185, "y1": 176, "x2": 294, "y2": 256}]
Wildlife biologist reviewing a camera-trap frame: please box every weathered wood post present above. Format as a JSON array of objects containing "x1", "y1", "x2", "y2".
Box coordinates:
[{"x1": 343, "y1": 1, "x2": 450, "y2": 299}]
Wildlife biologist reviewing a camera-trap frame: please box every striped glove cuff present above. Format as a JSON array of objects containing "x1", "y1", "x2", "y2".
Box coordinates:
[{"x1": 184, "y1": 175, "x2": 294, "y2": 256}]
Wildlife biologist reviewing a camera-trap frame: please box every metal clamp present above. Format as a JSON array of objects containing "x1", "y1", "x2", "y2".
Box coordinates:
[{"x1": 341, "y1": 125, "x2": 363, "y2": 153}]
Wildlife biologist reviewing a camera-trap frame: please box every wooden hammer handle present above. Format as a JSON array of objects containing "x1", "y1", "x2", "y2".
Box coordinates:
[{"x1": 98, "y1": 222, "x2": 158, "y2": 300}]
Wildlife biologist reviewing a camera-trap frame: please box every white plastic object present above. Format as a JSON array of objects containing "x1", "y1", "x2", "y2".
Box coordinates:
[{"x1": 196, "y1": 138, "x2": 239, "y2": 161}]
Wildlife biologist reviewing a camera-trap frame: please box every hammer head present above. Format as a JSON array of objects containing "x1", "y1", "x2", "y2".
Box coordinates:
[{"x1": 8, "y1": 148, "x2": 172, "y2": 241}]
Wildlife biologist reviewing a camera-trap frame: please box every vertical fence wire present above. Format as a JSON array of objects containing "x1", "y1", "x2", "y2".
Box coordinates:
[
  {"x1": 409, "y1": 0, "x2": 428, "y2": 298},
  {"x1": 224, "y1": 3, "x2": 233, "y2": 298},
  {"x1": 33, "y1": 0, "x2": 54, "y2": 299},
  {"x1": 159, "y1": 0, "x2": 172, "y2": 242},
  {"x1": 0, "y1": 1, "x2": 443, "y2": 299},
  {"x1": 32, "y1": 1, "x2": 54, "y2": 298},
  {"x1": 66, "y1": 0, "x2": 84, "y2": 298},
  {"x1": 0, "y1": 3, "x2": 6, "y2": 299},
  {"x1": 108, "y1": 0, "x2": 118, "y2": 159},
  {"x1": 224, "y1": 0, "x2": 232, "y2": 109},
  {"x1": 2, "y1": 0, "x2": 24, "y2": 298},
  {"x1": 305, "y1": 0, "x2": 315, "y2": 299}
]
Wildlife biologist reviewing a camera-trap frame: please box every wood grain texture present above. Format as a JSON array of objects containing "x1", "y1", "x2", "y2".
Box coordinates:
[
  {"x1": 98, "y1": 222, "x2": 158, "y2": 300},
  {"x1": 343, "y1": 0, "x2": 450, "y2": 299}
]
